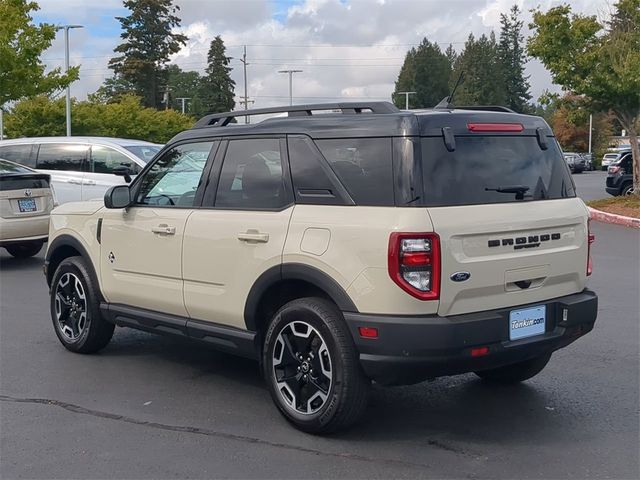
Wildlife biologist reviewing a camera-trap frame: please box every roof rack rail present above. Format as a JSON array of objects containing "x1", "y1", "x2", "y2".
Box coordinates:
[
  {"x1": 193, "y1": 102, "x2": 400, "y2": 128},
  {"x1": 455, "y1": 105, "x2": 516, "y2": 113}
]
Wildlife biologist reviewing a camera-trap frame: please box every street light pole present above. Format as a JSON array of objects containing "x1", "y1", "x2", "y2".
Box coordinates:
[
  {"x1": 57, "y1": 25, "x2": 83, "y2": 136},
  {"x1": 588, "y1": 114, "x2": 593, "y2": 154},
  {"x1": 278, "y1": 70, "x2": 303, "y2": 106},
  {"x1": 396, "y1": 91, "x2": 416, "y2": 110},
  {"x1": 240, "y1": 46, "x2": 250, "y2": 124}
]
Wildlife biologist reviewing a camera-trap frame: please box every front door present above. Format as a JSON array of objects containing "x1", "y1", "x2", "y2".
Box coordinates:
[
  {"x1": 99, "y1": 141, "x2": 216, "y2": 317},
  {"x1": 183, "y1": 138, "x2": 294, "y2": 329}
]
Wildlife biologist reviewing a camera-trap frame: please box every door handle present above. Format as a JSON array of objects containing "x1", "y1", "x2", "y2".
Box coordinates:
[
  {"x1": 66, "y1": 179, "x2": 82, "y2": 184},
  {"x1": 83, "y1": 179, "x2": 96, "y2": 185},
  {"x1": 237, "y1": 230, "x2": 269, "y2": 243},
  {"x1": 151, "y1": 224, "x2": 176, "y2": 235}
]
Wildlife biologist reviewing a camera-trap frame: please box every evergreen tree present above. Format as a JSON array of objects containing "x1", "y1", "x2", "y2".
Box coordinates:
[
  {"x1": 108, "y1": 0, "x2": 187, "y2": 109},
  {"x1": 199, "y1": 36, "x2": 235, "y2": 114},
  {"x1": 393, "y1": 39, "x2": 450, "y2": 109},
  {"x1": 498, "y1": 5, "x2": 532, "y2": 112},
  {"x1": 453, "y1": 33, "x2": 507, "y2": 106},
  {"x1": 167, "y1": 65, "x2": 205, "y2": 116}
]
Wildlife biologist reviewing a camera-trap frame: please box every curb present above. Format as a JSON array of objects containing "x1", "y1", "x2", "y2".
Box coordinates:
[{"x1": 588, "y1": 207, "x2": 640, "y2": 229}]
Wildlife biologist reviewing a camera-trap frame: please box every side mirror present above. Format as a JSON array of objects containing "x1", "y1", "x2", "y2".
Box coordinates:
[
  {"x1": 104, "y1": 185, "x2": 131, "y2": 209},
  {"x1": 113, "y1": 166, "x2": 132, "y2": 183}
]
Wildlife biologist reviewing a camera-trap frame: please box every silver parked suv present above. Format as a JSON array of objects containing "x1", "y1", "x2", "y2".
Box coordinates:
[{"x1": 44, "y1": 102, "x2": 598, "y2": 433}]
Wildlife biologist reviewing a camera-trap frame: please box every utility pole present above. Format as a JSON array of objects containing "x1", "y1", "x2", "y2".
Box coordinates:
[
  {"x1": 176, "y1": 97, "x2": 190, "y2": 114},
  {"x1": 238, "y1": 98, "x2": 255, "y2": 124},
  {"x1": 56, "y1": 25, "x2": 83, "y2": 136},
  {"x1": 278, "y1": 70, "x2": 303, "y2": 106},
  {"x1": 588, "y1": 114, "x2": 593, "y2": 154},
  {"x1": 0, "y1": 107, "x2": 4, "y2": 141},
  {"x1": 396, "y1": 91, "x2": 416, "y2": 110},
  {"x1": 240, "y1": 45, "x2": 250, "y2": 124}
]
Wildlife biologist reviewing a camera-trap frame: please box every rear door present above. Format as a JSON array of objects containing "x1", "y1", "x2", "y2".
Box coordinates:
[
  {"x1": 35, "y1": 143, "x2": 88, "y2": 204},
  {"x1": 182, "y1": 137, "x2": 294, "y2": 330},
  {"x1": 419, "y1": 134, "x2": 589, "y2": 317}
]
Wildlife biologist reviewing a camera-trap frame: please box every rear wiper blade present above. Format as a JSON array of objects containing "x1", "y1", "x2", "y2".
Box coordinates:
[{"x1": 485, "y1": 185, "x2": 530, "y2": 200}]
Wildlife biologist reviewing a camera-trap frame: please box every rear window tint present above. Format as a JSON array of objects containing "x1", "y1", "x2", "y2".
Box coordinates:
[
  {"x1": 315, "y1": 138, "x2": 393, "y2": 206},
  {"x1": 0, "y1": 144, "x2": 35, "y2": 168},
  {"x1": 421, "y1": 136, "x2": 575, "y2": 206}
]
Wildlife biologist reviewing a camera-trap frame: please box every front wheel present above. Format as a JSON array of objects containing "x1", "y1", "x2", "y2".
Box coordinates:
[
  {"x1": 50, "y1": 256, "x2": 114, "y2": 354},
  {"x1": 5, "y1": 240, "x2": 44, "y2": 258},
  {"x1": 474, "y1": 353, "x2": 552, "y2": 384},
  {"x1": 263, "y1": 297, "x2": 370, "y2": 434}
]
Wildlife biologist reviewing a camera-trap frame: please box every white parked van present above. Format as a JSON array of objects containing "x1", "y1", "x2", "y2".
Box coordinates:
[{"x1": 0, "y1": 137, "x2": 162, "y2": 204}]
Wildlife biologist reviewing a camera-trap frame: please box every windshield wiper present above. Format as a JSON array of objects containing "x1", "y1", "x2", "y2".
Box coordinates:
[{"x1": 485, "y1": 185, "x2": 530, "y2": 200}]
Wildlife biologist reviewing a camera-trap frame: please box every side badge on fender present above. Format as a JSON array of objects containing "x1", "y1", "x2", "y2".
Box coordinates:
[{"x1": 450, "y1": 271, "x2": 470, "y2": 282}]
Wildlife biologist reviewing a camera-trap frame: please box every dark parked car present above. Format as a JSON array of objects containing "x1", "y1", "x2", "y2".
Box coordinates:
[
  {"x1": 605, "y1": 151, "x2": 634, "y2": 196},
  {"x1": 563, "y1": 152, "x2": 585, "y2": 173}
]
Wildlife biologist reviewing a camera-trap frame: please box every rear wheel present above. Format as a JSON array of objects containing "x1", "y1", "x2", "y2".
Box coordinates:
[
  {"x1": 474, "y1": 353, "x2": 552, "y2": 384},
  {"x1": 50, "y1": 256, "x2": 114, "y2": 353},
  {"x1": 263, "y1": 297, "x2": 370, "y2": 434},
  {"x1": 621, "y1": 183, "x2": 634, "y2": 196},
  {"x1": 5, "y1": 240, "x2": 44, "y2": 258}
]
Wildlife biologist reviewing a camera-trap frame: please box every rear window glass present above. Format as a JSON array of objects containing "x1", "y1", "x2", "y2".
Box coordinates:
[
  {"x1": 421, "y1": 136, "x2": 575, "y2": 206},
  {"x1": 315, "y1": 138, "x2": 393, "y2": 206}
]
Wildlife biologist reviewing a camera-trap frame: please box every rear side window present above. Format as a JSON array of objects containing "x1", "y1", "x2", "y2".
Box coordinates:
[
  {"x1": 315, "y1": 138, "x2": 393, "y2": 206},
  {"x1": 0, "y1": 144, "x2": 35, "y2": 168},
  {"x1": 215, "y1": 138, "x2": 289, "y2": 209},
  {"x1": 37, "y1": 144, "x2": 88, "y2": 171},
  {"x1": 421, "y1": 136, "x2": 575, "y2": 206}
]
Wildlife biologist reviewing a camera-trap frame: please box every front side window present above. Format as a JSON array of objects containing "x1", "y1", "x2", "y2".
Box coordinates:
[
  {"x1": 315, "y1": 137, "x2": 394, "y2": 206},
  {"x1": 215, "y1": 139, "x2": 288, "y2": 209},
  {"x1": 136, "y1": 142, "x2": 213, "y2": 207},
  {"x1": 36, "y1": 144, "x2": 88, "y2": 171},
  {"x1": 90, "y1": 146, "x2": 139, "y2": 174}
]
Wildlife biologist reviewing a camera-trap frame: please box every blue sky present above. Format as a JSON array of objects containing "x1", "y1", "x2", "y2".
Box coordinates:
[{"x1": 30, "y1": 0, "x2": 611, "y2": 108}]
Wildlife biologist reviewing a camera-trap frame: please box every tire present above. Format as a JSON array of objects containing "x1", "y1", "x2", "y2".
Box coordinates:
[
  {"x1": 474, "y1": 353, "x2": 552, "y2": 384},
  {"x1": 621, "y1": 183, "x2": 634, "y2": 196},
  {"x1": 262, "y1": 297, "x2": 370, "y2": 434},
  {"x1": 5, "y1": 240, "x2": 44, "y2": 258},
  {"x1": 50, "y1": 256, "x2": 114, "y2": 354}
]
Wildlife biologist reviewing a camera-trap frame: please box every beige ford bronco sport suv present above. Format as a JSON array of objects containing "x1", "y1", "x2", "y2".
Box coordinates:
[{"x1": 45, "y1": 102, "x2": 598, "y2": 433}]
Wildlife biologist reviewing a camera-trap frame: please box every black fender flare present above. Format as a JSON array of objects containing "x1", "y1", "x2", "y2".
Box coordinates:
[
  {"x1": 243, "y1": 263, "x2": 359, "y2": 331},
  {"x1": 45, "y1": 235, "x2": 99, "y2": 291}
]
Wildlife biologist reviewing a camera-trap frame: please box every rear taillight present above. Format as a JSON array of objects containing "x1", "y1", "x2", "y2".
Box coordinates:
[
  {"x1": 587, "y1": 219, "x2": 595, "y2": 276},
  {"x1": 388, "y1": 233, "x2": 440, "y2": 300},
  {"x1": 608, "y1": 166, "x2": 621, "y2": 174}
]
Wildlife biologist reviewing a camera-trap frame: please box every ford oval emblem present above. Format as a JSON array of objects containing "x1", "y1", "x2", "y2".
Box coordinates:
[{"x1": 450, "y1": 271, "x2": 471, "y2": 282}]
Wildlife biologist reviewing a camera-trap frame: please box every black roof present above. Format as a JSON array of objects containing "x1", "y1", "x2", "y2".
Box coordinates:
[{"x1": 172, "y1": 102, "x2": 553, "y2": 144}]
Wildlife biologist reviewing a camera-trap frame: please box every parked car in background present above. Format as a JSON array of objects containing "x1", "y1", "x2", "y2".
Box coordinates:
[
  {"x1": 563, "y1": 152, "x2": 585, "y2": 173},
  {"x1": 0, "y1": 159, "x2": 56, "y2": 258},
  {"x1": 605, "y1": 151, "x2": 634, "y2": 196},
  {"x1": 0, "y1": 137, "x2": 162, "y2": 204},
  {"x1": 602, "y1": 147, "x2": 631, "y2": 171},
  {"x1": 582, "y1": 153, "x2": 596, "y2": 171}
]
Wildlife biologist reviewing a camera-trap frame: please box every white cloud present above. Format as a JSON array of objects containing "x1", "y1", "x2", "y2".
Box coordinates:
[{"x1": 33, "y1": 0, "x2": 612, "y2": 108}]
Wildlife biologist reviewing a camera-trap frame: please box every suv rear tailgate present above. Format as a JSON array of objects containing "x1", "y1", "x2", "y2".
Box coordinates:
[{"x1": 428, "y1": 198, "x2": 589, "y2": 316}]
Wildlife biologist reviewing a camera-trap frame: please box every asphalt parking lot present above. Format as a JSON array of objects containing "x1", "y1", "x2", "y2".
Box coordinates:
[{"x1": 1, "y1": 172, "x2": 638, "y2": 479}]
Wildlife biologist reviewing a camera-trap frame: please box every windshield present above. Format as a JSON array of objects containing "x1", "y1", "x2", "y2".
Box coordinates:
[
  {"x1": 124, "y1": 145, "x2": 161, "y2": 163},
  {"x1": 421, "y1": 136, "x2": 575, "y2": 206}
]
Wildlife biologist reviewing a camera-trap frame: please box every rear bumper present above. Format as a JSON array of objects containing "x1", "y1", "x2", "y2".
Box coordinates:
[
  {"x1": 0, "y1": 215, "x2": 49, "y2": 244},
  {"x1": 605, "y1": 186, "x2": 620, "y2": 196},
  {"x1": 344, "y1": 289, "x2": 597, "y2": 385}
]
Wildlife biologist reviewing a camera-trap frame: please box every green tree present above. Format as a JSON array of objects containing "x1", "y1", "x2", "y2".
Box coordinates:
[
  {"x1": 498, "y1": 5, "x2": 532, "y2": 112},
  {"x1": 4, "y1": 94, "x2": 194, "y2": 143},
  {"x1": 167, "y1": 65, "x2": 206, "y2": 116},
  {"x1": 0, "y1": 0, "x2": 79, "y2": 105},
  {"x1": 528, "y1": 0, "x2": 640, "y2": 193},
  {"x1": 199, "y1": 36, "x2": 235, "y2": 114},
  {"x1": 453, "y1": 33, "x2": 507, "y2": 106},
  {"x1": 89, "y1": 75, "x2": 136, "y2": 104},
  {"x1": 393, "y1": 39, "x2": 450, "y2": 109},
  {"x1": 109, "y1": 0, "x2": 188, "y2": 109}
]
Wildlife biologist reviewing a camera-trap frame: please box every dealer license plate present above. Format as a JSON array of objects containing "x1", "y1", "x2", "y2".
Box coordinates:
[
  {"x1": 18, "y1": 198, "x2": 37, "y2": 213},
  {"x1": 509, "y1": 305, "x2": 546, "y2": 341}
]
